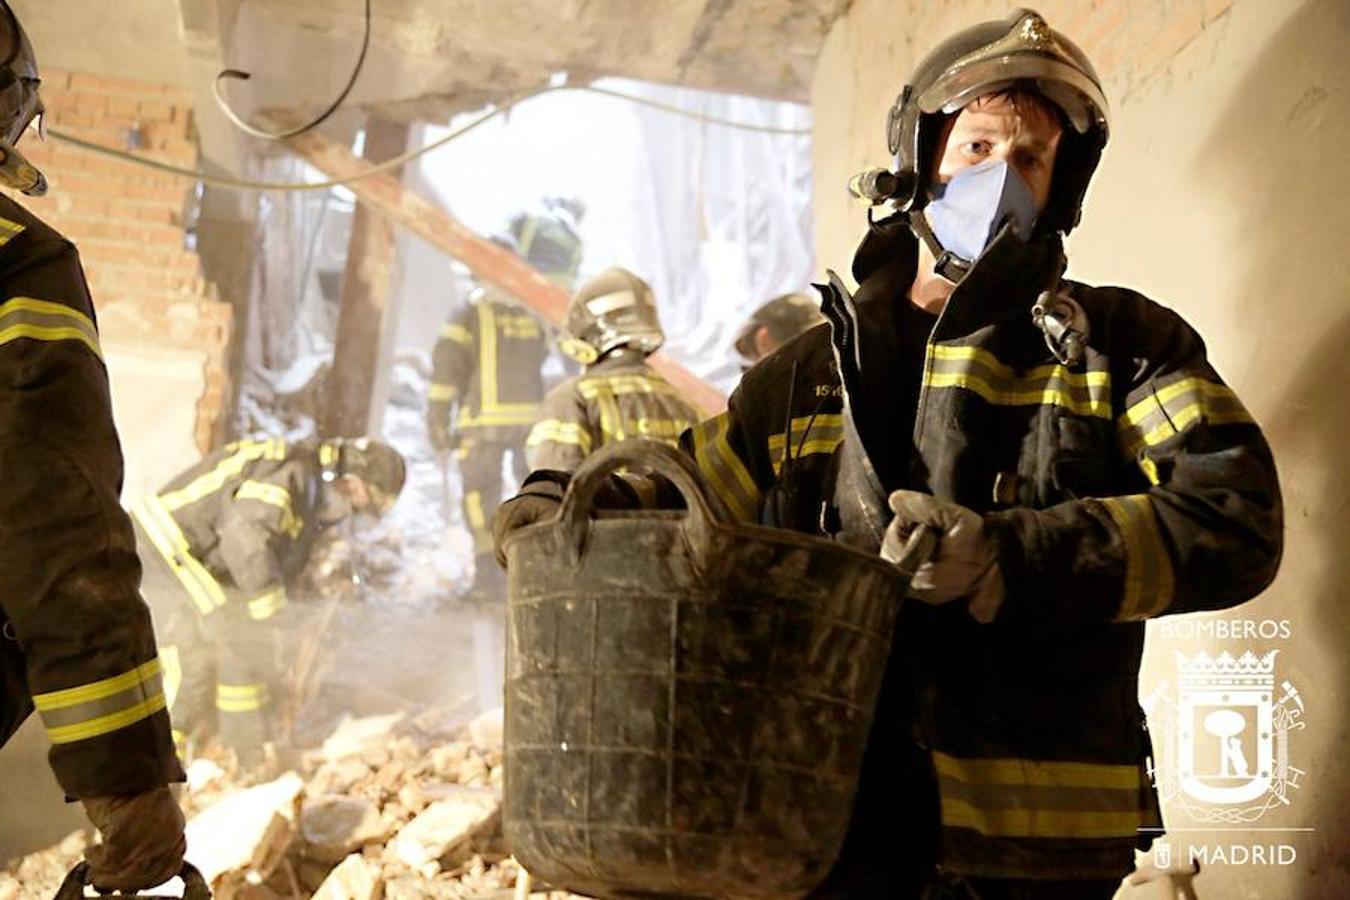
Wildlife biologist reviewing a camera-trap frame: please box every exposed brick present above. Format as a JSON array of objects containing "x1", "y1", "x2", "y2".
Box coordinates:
[{"x1": 137, "y1": 100, "x2": 176, "y2": 123}]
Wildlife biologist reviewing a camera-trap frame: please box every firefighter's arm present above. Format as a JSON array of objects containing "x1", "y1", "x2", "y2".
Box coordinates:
[
  {"x1": 525, "y1": 379, "x2": 596, "y2": 471},
  {"x1": 679, "y1": 385, "x2": 771, "y2": 524},
  {"x1": 216, "y1": 460, "x2": 306, "y2": 613},
  {"x1": 0, "y1": 236, "x2": 182, "y2": 798},
  {"x1": 984, "y1": 298, "x2": 1282, "y2": 625},
  {"x1": 428, "y1": 308, "x2": 476, "y2": 442}
]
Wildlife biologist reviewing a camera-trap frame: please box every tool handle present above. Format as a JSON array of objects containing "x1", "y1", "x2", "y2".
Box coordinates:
[{"x1": 54, "y1": 862, "x2": 211, "y2": 900}]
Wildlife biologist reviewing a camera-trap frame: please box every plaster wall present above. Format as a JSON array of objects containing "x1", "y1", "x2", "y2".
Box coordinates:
[{"x1": 810, "y1": 1, "x2": 1349, "y2": 896}]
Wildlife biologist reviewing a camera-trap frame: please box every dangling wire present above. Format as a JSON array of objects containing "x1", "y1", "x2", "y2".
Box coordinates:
[{"x1": 213, "y1": 0, "x2": 372, "y2": 141}]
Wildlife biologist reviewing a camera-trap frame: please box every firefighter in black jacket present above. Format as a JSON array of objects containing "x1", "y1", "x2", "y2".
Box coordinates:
[
  {"x1": 526, "y1": 267, "x2": 703, "y2": 471},
  {"x1": 0, "y1": 2, "x2": 187, "y2": 890},
  {"x1": 428, "y1": 206, "x2": 581, "y2": 599},
  {"x1": 495, "y1": 10, "x2": 1283, "y2": 898},
  {"x1": 131, "y1": 437, "x2": 404, "y2": 761}
]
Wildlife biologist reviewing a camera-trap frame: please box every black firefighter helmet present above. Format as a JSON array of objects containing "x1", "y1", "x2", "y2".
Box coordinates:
[{"x1": 885, "y1": 8, "x2": 1110, "y2": 236}]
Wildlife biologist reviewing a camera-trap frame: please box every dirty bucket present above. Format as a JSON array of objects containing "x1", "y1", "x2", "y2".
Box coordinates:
[{"x1": 502, "y1": 441, "x2": 928, "y2": 899}]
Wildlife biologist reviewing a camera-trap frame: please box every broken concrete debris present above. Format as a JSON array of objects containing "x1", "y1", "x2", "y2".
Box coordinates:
[{"x1": 1, "y1": 711, "x2": 585, "y2": 900}]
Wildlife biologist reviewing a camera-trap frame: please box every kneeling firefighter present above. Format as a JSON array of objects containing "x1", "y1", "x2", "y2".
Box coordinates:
[
  {"x1": 130, "y1": 437, "x2": 405, "y2": 763},
  {"x1": 526, "y1": 267, "x2": 703, "y2": 471}
]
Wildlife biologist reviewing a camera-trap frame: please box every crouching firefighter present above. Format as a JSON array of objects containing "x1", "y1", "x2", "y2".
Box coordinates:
[
  {"x1": 494, "y1": 9, "x2": 1282, "y2": 898},
  {"x1": 526, "y1": 267, "x2": 703, "y2": 471},
  {"x1": 0, "y1": 0, "x2": 187, "y2": 890},
  {"x1": 130, "y1": 437, "x2": 405, "y2": 763}
]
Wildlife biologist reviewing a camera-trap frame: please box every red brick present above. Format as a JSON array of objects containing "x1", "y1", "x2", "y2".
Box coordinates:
[
  {"x1": 105, "y1": 95, "x2": 142, "y2": 120},
  {"x1": 137, "y1": 100, "x2": 175, "y2": 123}
]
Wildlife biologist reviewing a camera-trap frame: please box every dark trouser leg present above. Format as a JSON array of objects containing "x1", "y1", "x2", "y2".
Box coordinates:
[
  {"x1": 0, "y1": 622, "x2": 33, "y2": 749},
  {"x1": 214, "y1": 610, "x2": 277, "y2": 765},
  {"x1": 950, "y1": 877, "x2": 1124, "y2": 899},
  {"x1": 457, "y1": 437, "x2": 508, "y2": 600}
]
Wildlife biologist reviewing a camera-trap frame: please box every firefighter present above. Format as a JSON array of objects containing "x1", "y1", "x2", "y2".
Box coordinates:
[
  {"x1": 732, "y1": 292, "x2": 825, "y2": 370},
  {"x1": 130, "y1": 436, "x2": 404, "y2": 762},
  {"x1": 495, "y1": 10, "x2": 1282, "y2": 898},
  {"x1": 526, "y1": 267, "x2": 703, "y2": 471},
  {"x1": 427, "y1": 206, "x2": 582, "y2": 600},
  {"x1": 0, "y1": 2, "x2": 187, "y2": 890}
]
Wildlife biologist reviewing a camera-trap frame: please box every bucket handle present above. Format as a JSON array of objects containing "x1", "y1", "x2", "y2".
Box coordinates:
[
  {"x1": 557, "y1": 439, "x2": 728, "y2": 567},
  {"x1": 54, "y1": 861, "x2": 211, "y2": 900}
]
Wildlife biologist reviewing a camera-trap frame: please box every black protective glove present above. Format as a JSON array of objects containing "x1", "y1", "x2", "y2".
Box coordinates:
[
  {"x1": 81, "y1": 785, "x2": 186, "y2": 891},
  {"x1": 493, "y1": 478, "x2": 566, "y2": 566}
]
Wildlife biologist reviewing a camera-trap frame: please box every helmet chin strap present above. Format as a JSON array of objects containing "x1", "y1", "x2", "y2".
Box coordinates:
[{"x1": 907, "y1": 208, "x2": 973, "y2": 284}]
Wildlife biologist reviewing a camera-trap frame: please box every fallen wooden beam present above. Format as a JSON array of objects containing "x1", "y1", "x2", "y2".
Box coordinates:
[{"x1": 284, "y1": 129, "x2": 727, "y2": 415}]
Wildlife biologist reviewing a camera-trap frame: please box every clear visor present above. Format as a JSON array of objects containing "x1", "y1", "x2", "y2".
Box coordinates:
[{"x1": 918, "y1": 55, "x2": 1109, "y2": 137}]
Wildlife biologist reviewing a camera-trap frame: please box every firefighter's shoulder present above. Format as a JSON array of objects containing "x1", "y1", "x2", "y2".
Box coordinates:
[
  {"x1": 1065, "y1": 279, "x2": 1205, "y2": 362},
  {"x1": 737, "y1": 319, "x2": 836, "y2": 405}
]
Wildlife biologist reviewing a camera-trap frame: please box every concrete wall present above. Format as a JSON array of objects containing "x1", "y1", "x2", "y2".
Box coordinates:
[{"x1": 810, "y1": 1, "x2": 1348, "y2": 896}]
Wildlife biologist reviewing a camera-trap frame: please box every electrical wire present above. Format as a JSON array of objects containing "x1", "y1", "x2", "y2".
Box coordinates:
[
  {"x1": 214, "y1": 0, "x2": 372, "y2": 141},
  {"x1": 46, "y1": 84, "x2": 811, "y2": 193}
]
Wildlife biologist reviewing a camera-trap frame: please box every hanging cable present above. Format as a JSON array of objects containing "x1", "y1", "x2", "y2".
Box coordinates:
[
  {"x1": 213, "y1": 0, "x2": 372, "y2": 141},
  {"x1": 46, "y1": 84, "x2": 810, "y2": 193}
]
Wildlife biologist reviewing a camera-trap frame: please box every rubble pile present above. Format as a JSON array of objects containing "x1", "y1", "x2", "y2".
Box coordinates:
[{"x1": 1, "y1": 710, "x2": 583, "y2": 900}]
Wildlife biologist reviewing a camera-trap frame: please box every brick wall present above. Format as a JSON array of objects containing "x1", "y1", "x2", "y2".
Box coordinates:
[{"x1": 16, "y1": 69, "x2": 233, "y2": 452}]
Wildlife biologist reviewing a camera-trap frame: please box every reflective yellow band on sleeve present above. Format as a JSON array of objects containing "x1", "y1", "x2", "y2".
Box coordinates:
[
  {"x1": 132, "y1": 497, "x2": 227, "y2": 615},
  {"x1": 0, "y1": 296, "x2": 102, "y2": 360},
  {"x1": 246, "y1": 586, "x2": 287, "y2": 621},
  {"x1": 1119, "y1": 375, "x2": 1254, "y2": 459},
  {"x1": 235, "y1": 480, "x2": 303, "y2": 538},
  {"x1": 933, "y1": 751, "x2": 1146, "y2": 839},
  {"x1": 216, "y1": 682, "x2": 270, "y2": 713},
  {"x1": 527, "y1": 419, "x2": 593, "y2": 454},
  {"x1": 924, "y1": 345, "x2": 1112, "y2": 418},
  {"x1": 767, "y1": 414, "x2": 845, "y2": 475},
  {"x1": 1097, "y1": 494, "x2": 1175, "y2": 621},
  {"x1": 439, "y1": 322, "x2": 473, "y2": 345},
  {"x1": 34, "y1": 658, "x2": 167, "y2": 744},
  {"x1": 689, "y1": 413, "x2": 760, "y2": 523}
]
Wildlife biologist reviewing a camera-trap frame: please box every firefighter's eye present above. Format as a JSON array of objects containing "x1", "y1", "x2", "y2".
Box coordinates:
[{"x1": 961, "y1": 140, "x2": 993, "y2": 157}]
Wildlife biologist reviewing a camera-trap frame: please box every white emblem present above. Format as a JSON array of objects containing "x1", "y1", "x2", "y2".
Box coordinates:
[
  {"x1": 1153, "y1": 840, "x2": 1173, "y2": 870},
  {"x1": 1146, "y1": 650, "x2": 1305, "y2": 823}
]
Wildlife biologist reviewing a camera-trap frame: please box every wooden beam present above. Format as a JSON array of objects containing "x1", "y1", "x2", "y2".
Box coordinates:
[
  {"x1": 285, "y1": 129, "x2": 727, "y2": 415},
  {"x1": 322, "y1": 117, "x2": 410, "y2": 438}
]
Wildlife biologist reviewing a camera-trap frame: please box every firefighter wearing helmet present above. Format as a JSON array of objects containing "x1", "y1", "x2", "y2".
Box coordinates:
[
  {"x1": 130, "y1": 437, "x2": 405, "y2": 766},
  {"x1": 427, "y1": 204, "x2": 582, "y2": 601},
  {"x1": 524, "y1": 267, "x2": 703, "y2": 473},
  {"x1": 0, "y1": 0, "x2": 189, "y2": 890},
  {"x1": 495, "y1": 10, "x2": 1281, "y2": 897}
]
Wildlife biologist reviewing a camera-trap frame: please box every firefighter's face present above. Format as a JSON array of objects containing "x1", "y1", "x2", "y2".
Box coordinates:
[
  {"x1": 935, "y1": 91, "x2": 1064, "y2": 213},
  {"x1": 337, "y1": 474, "x2": 393, "y2": 517}
]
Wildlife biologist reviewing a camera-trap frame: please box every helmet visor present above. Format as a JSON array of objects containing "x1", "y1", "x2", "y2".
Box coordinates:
[{"x1": 918, "y1": 55, "x2": 1109, "y2": 138}]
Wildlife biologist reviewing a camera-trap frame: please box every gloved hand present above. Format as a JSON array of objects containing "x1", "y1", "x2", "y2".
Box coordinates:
[
  {"x1": 428, "y1": 416, "x2": 453, "y2": 453},
  {"x1": 493, "y1": 483, "x2": 564, "y2": 566},
  {"x1": 81, "y1": 785, "x2": 186, "y2": 891},
  {"x1": 882, "y1": 490, "x2": 1004, "y2": 623}
]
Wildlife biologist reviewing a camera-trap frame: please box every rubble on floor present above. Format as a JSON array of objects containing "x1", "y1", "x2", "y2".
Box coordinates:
[{"x1": 0, "y1": 709, "x2": 584, "y2": 900}]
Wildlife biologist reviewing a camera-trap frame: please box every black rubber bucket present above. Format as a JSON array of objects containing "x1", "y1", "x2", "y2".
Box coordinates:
[{"x1": 502, "y1": 441, "x2": 923, "y2": 899}]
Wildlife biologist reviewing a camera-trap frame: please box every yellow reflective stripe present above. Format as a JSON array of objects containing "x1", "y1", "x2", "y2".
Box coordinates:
[
  {"x1": 925, "y1": 345, "x2": 1111, "y2": 418},
  {"x1": 576, "y1": 373, "x2": 681, "y2": 400},
  {"x1": 428, "y1": 382, "x2": 458, "y2": 402},
  {"x1": 132, "y1": 497, "x2": 227, "y2": 614},
  {"x1": 159, "y1": 439, "x2": 287, "y2": 512},
  {"x1": 246, "y1": 586, "x2": 287, "y2": 621},
  {"x1": 527, "y1": 419, "x2": 593, "y2": 453},
  {"x1": 627, "y1": 417, "x2": 694, "y2": 443},
  {"x1": 439, "y1": 322, "x2": 473, "y2": 345},
  {"x1": 235, "y1": 480, "x2": 303, "y2": 538},
  {"x1": 0, "y1": 215, "x2": 25, "y2": 246},
  {"x1": 161, "y1": 645, "x2": 182, "y2": 711},
  {"x1": 319, "y1": 441, "x2": 339, "y2": 468},
  {"x1": 33, "y1": 658, "x2": 161, "y2": 711},
  {"x1": 934, "y1": 751, "x2": 1144, "y2": 839},
  {"x1": 35, "y1": 659, "x2": 168, "y2": 745},
  {"x1": 1119, "y1": 376, "x2": 1253, "y2": 458},
  {"x1": 934, "y1": 752, "x2": 1141, "y2": 790},
  {"x1": 940, "y1": 799, "x2": 1143, "y2": 839},
  {"x1": 458, "y1": 406, "x2": 540, "y2": 427},
  {"x1": 1097, "y1": 494, "x2": 1175, "y2": 620},
  {"x1": 464, "y1": 491, "x2": 491, "y2": 552},
  {"x1": 0, "y1": 296, "x2": 103, "y2": 360},
  {"x1": 45, "y1": 693, "x2": 167, "y2": 744},
  {"x1": 767, "y1": 414, "x2": 845, "y2": 475},
  {"x1": 473, "y1": 302, "x2": 540, "y2": 418},
  {"x1": 689, "y1": 414, "x2": 760, "y2": 523},
  {"x1": 216, "y1": 682, "x2": 269, "y2": 712}
]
